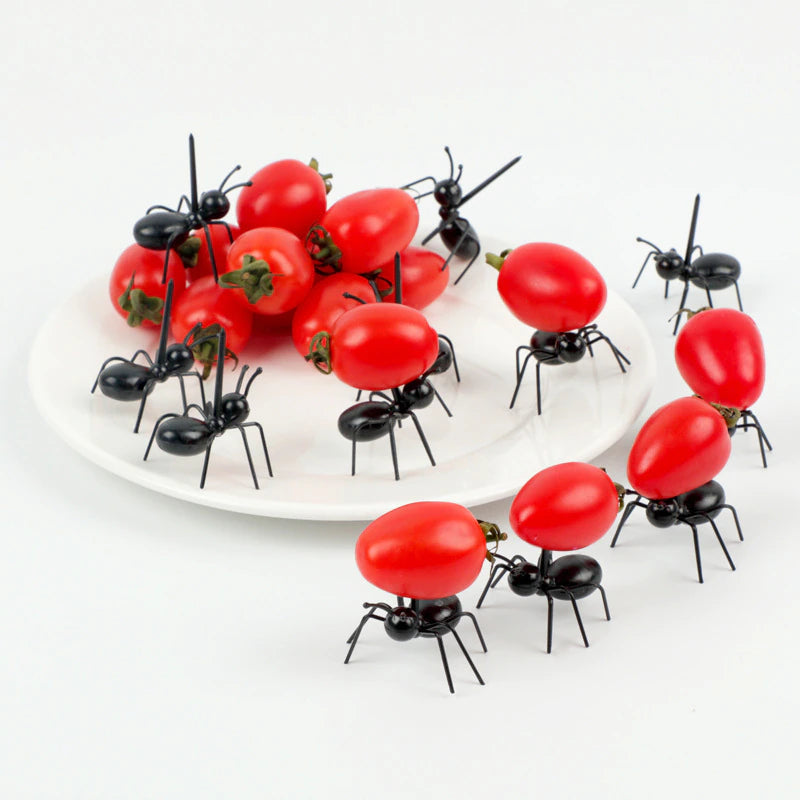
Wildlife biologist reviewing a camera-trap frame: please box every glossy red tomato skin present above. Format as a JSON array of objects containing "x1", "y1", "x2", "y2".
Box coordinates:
[
  {"x1": 356, "y1": 502, "x2": 487, "y2": 599},
  {"x1": 291, "y1": 273, "x2": 378, "y2": 357},
  {"x1": 236, "y1": 160, "x2": 327, "y2": 239},
  {"x1": 379, "y1": 246, "x2": 449, "y2": 309},
  {"x1": 171, "y1": 276, "x2": 253, "y2": 353},
  {"x1": 109, "y1": 244, "x2": 186, "y2": 328},
  {"x1": 320, "y1": 189, "x2": 419, "y2": 274},
  {"x1": 330, "y1": 303, "x2": 439, "y2": 391},
  {"x1": 627, "y1": 396, "x2": 731, "y2": 500},
  {"x1": 225, "y1": 227, "x2": 315, "y2": 316},
  {"x1": 509, "y1": 463, "x2": 619, "y2": 551},
  {"x1": 496, "y1": 243, "x2": 607, "y2": 331},
  {"x1": 675, "y1": 308, "x2": 765, "y2": 410},
  {"x1": 187, "y1": 225, "x2": 241, "y2": 284}
]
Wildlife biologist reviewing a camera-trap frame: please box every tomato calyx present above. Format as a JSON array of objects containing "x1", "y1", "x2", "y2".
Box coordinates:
[
  {"x1": 219, "y1": 254, "x2": 284, "y2": 303},
  {"x1": 308, "y1": 157, "x2": 333, "y2": 195},
  {"x1": 305, "y1": 331, "x2": 332, "y2": 374},
  {"x1": 671, "y1": 306, "x2": 711, "y2": 325},
  {"x1": 708, "y1": 400, "x2": 742, "y2": 429},
  {"x1": 306, "y1": 224, "x2": 342, "y2": 274},
  {"x1": 485, "y1": 249, "x2": 514, "y2": 271},
  {"x1": 117, "y1": 273, "x2": 164, "y2": 327},
  {"x1": 175, "y1": 236, "x2": 202, "y2": 269},
  {"x1": 186, "y1": 323, "x2": 240, "y2": 379},
  {"x1": 477, "y1": 520, "x2": 508, "y2": 563}
]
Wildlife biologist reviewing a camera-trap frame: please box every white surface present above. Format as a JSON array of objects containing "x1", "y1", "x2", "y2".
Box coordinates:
[
  {"x1": 2, "y1": 2, "x2": 800, "y2": 799},
  {"x1": 29, "y1": 270, "x2": 654, "y2": 520}
]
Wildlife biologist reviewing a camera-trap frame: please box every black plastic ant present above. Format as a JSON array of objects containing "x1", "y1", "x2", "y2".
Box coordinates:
[
  {"x1": 143, "y1": 329, "x2": 272, "y2": 489},
  {"x1": 611, "y1": 480, "x2": 743, "y2": 583},
  {"x1": 344, "y1": 595, "x2": 487, "y2": 694},
  {"x1": 634, "y1": 194, "x2": 744, "y2": 334},
  {"x1": 401, "y1": 147, "x2": 521, "y2": 285},
  {"x1": 510, "y1": 324, "x2": 630, "y2": 413},
  {"x1": 133, "y1": 134, "x2": 250, "y2": 284},
  {"x1": 91, "y1": 280, "x2": 206, "y2": 432},
  {"x1": 476, "y1": 549, "x2": 610, "y2": 653}
]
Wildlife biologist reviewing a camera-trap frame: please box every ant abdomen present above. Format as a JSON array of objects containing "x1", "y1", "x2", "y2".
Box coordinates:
[
  {"x1": 97, "y1": 363, "x2": 156, "y2": 400},
  {"x1": 338, "y1": 402, "x2": 393, "y2": 442},
  {"x1": 676, "y1": 480, "x2": 725, "y2": 525},
  {"x1": 548, "y1": 555, "x2": 603, "y2": 601},
  {"x1": 415, "y1": 596, "x2": 462, "y2": 631},
  {"x1": 133, "y1": 212, "x2": 190, "y2": 251},
  {"x1": 689, "y1": 253, "x2": 741, "y2": 290},
  {"x1": 156, "y1": 416, "x2": 213, "y2": 456}
]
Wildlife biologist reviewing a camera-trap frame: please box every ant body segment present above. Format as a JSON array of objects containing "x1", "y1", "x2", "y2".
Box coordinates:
[
  {"x1": 402, "y1": 147, "x2": 521, "y2": 285},
  {"x1": 91, "y1": 280, "x2": 206, "y2": 432},
  {"x1": 143, "y1": 329, "x2": 272, "y2": 489},
  {"x1": 133, "y1": 135, "x2": 250, "y2": 283},
  {"x1": 611, "y1": 480, "x2": 743, "y2": 583},
  {"x1": 344, "y1": 595, "x2": 487, "y2": 694},
  {"x1": 476, "y1": 549, "x2": 610, "y2": 653},
  {"x1": 634, "y1": 195, "x2": 744, "y2": 334}
]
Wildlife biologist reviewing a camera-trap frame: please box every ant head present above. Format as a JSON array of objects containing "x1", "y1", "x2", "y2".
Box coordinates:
[
  {"x1": 433, "y1": 146, "x2": 463, "y2": 208},
  {"x1": 508, "y1": 562, "x2": 540, "y2": 596},
  {"x1": 646, "y1": 499, "x2": 680, "y2": 528},
  {"x1": 384, "y1": 607, "x2": 418, "y2": 641},
  {"x1": 164, "y1": 343, "x2": 194, "y2": 373},
  {"x1": 428, "y1": 339, "x2": 453, "y2": 375},
  {"x1": 402, "y1": 377, "x2": 434, "y2": 409},
  {"x1": 199, "y1": 189, "x2": 230, "y2": 221},
  {"x1": 555, "y1": 332, "x2": 587, "y2": 363},
  {"x1": 220, "y1": 392, "x2": 250, "y2": 425},
  {"x1": 654, "y1": 249, "x2": 684, "y2": 280}
]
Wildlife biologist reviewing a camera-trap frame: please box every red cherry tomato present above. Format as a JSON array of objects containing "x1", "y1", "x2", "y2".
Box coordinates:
[
  {"x1": 171, "y1": 275, "x2": 253, "y2": 354},
  {"x1": 627, "y1": 396, "x2": 731, "y2": 499},
  {"x1": 495, "y1": 243, "x2": 607, "y2": 331},
  {"x1": 509, "y1": 463, "x2": 620, "y2": 551},
  {"x1": 109, "y1": 243, "x2": 186, "y2": 328},
  {"x1": 224, "y1": 227, "x2": 315, "y2": 316},
  {"x1": 675, "y1": 308, "x2": 765, "y2": 410},
  {"x1": 379, "y1": 246, "x2": 449, "y2": 309},
  {"x1": 356, "y1": 502, "x2": 487, "y2": 599},
  {"x1": 183, "y1": 225, "x2": 241, "y2": 284},
  {"x1": 236, "y1": 159, "x2": 328, "y2": 239},
  {"x1": 291, "y1": 273, "x2": 378, "y2": 357},
  {"x1": 319, "y1": 189, "x2": 419, "y2": 274},
  {"x1": 328, "y1": 303, "x2": 439, "y2": 391}
]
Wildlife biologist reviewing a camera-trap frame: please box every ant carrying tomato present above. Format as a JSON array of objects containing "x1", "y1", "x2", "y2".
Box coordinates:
[
  {"x1": 401, "y1": 147, "x2": 521, "y2": 285},
  {"x1": 133, "y1": 134, "x2": 251, "y2": 284},
  {"x1": 488, "y1": 243, "x2": 630, "y2": 413},
  {"x1": 346, "y1": 502, "x2": 504, "y2": 694},
  {"x1": 611, "y1": 396, "x2": 743, "y2": 583},
  {"x1": 476, "y1": 463, "x2": 619, "y2": 653},
  {"x1": 633, "y1": 195, "x2": 744, "y2": 334}
]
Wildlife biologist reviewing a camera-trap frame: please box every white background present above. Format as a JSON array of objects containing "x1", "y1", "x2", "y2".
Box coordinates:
[{"x1": 3, "y1": 2, "x2": 800, "y2": 798}]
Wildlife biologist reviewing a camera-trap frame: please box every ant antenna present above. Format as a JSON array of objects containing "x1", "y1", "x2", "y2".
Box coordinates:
[
  {"x1": 155, "y1": 280, "x2": 174, "y2": 364},
  {"x1": 457, "y1": 155, "x2": 522, "y2": 207},
  {"x1": 394, "y1": 252, "x2": 403, "y2": 305},
  {"x1": 236, "y1": 363, "x2": 250, "y2": 394},
  {"x1": 182, "y1": 322, "x2": 204, "y2": 346},
  {"x1": 218, "y1": 164, "x2": 243, "y2": 191},
  {"x1": 684, "y1": 194, "x2": 700, "y2": 264},
  {"x1": 243, "y1": 366, "x2": 263, "y2": 396},
  {"x1": 444, "y1": 146, "x2": 455, "y2": 180},
  {"x1": 636, "y1": 237, "x2": 663, "y2": 253},
  {"x1": 189, "y1": 134, "x2": 199, "y2": 212}
]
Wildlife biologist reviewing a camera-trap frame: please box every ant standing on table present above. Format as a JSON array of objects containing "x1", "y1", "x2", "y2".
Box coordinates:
[
  {"x1": 133, "y1": 134, "x2": 251, "y2": 284},
  {"x1": 401, "y1": 147, "x2": 521, "y2": 285},
  {"x1": 633, "y1": 194, "x2": 744, "y2": 334}
]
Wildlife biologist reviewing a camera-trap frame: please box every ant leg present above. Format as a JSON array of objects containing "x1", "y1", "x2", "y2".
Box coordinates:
[
  {"x1": 447, "y1": 627, "x2": 485, "y2": 686},
  {"x1": 143, "y1": 412, "x2": 181, "y2": 460},
  {"x1": 687, "y1": 522, "x2": 704, "y2": 583},
  {"x1": 399, "y1": 175, "x2": 436, "y2": 193},
  {"x1": 632, "y1": 251, "x2": 656, "y2": 289},
  {"x1": 133, "y1": 379, "x2": 155, "y2": 433},
  {"x1": 388, "y1": 424, "x2": 400, "y2": 481},
  {"x1": 733, "y1": 280, "x2": 744, "y2": 311},
  {"x1": 430, "y1": 384, "x2": 453, "y2": 418},
  {"x1": 664, "y1": 280, "x2": 669, "y2": 299},
  {"x1": 453, "y1": 249, "x2": 481, "y2": 286},
  {"x1": 241, "y1": 421, "x2": 274, "y2": 478},
  {"x1": 130, "y1": 349, "x2": 155, "y2": 367},
  {"x1": 350, "y1": 439, "x2": 358, "y2": 476},
  {"x1": 545, "y1": 594, "x2": 555, "y2": 654},
  {"x1": 198, "y1": 440, "x2": 216, "y2": 489},
  {"x1": 208, "y1": 219, "x2": 235, "y2": 244},
  {"x1": 433, "y1": 632, "x2": 455, "y2": 694},
  {"x1": 146, "y1": 204, "x2": 176, "y2": 214},
  {"x1": 718, "y1": 504, "x2": 744, "y2": 541},
  {"x1": 509, "y1": 349, "x2": 535, "y2": 409},
  {"x1": 184, "y1": 370, "x2": 207, "y2": 408},
  {"x1": 564, "y1": 589, "x2": 590, "y2": 648},
  {"x1": 407, "y1": 411, "x2": 436, "y2": 467},
  {"x1": 610, "y1": 498, "x2": 645, "y2": 547},
  {"x1": 692, "y1": 244, "x2": 704, "y2": 258},
  {"x1": 744, "y1": 410, "x2": 773, "y2": 452},
  {"x1": 91, "y1": 356, "x2": 130, "y2": 392},
  {"x1": 368, "y1": 391, "x2": 393, "y2": 403},
  {"x1": 584, "y1": 333, "x2": 629, "y2": 373},
  {"x1": 588, "y1": 582, "x2": 612, "y2": 620},
  {"x1": 476, "y1": 561, "x2": 512, "y2": 608},
  {"x1": 176, "y1": 195, "x2": 191, "y2": 213},
  {"x1": 235, "y1": 426, "x2": 260, "y2": 489},
  {"x1": 705, "y1": 516, "x2": 736, "y2": 572},
  {"x1": 535, "y1": 361, "x2": 544, "y2": 415},
  {"x1": 355, "y1": 390, "x2": 362, "y2": 401},
  {"x1": 705, "y1": 286, "x2": 714, "y2": 307},
  {"x1": 344, "y1": 608, "x2": 388, "y2": 662},
  {"x1": 672, "y1": 281, "x2": 691, "y2": 335},
  {"x1": 438, "y1": 334, "x2": 460, "y2": 381},
  {"x1": 161, "y1": 232, "x2": 184, "y2": 284},
  {"x1": 421, "y1": 221, "x2": 447, "y2": 246},
  {"x1": 449, "y1": 611, "x2": 488, "y2": 653},
  {"x1": 200, "y1": 223, "x2": 220, "y2": 282},
  {"x1": 491, "y1": 555, "x2": 526, "y2": 587}
]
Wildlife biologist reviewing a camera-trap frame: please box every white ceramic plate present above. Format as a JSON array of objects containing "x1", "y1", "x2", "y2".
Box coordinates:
[{"x1": 29, "y1": 257, "x2": 655, "y2": 520}]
